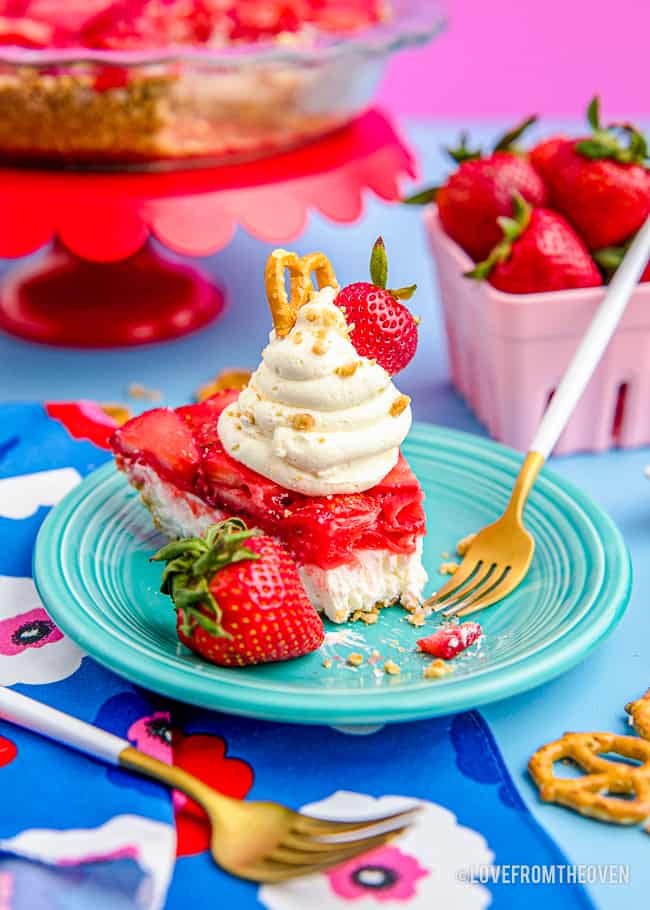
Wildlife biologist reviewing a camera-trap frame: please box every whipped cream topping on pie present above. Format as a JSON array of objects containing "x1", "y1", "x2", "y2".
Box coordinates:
[{"x1": 217, "y1": 286, "x2": 413, "y2": 495}]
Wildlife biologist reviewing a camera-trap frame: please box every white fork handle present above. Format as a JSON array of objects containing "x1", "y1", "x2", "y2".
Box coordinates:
[
  {"x1": 531, "y1": 216, "x2": 650, "y2": 458},
  {"x1": 0, "y1": 686, "x2": 128, "y2": 766}
]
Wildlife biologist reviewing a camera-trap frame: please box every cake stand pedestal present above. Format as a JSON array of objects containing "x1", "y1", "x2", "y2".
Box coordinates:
[{"x1": 0, "y1": 110, "x2": 415, "y2": 348}]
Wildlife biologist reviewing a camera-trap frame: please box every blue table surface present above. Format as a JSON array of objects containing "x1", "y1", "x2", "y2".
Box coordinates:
[{"x1": 1, "y1": 119, "x2": 649, "y2": 908}]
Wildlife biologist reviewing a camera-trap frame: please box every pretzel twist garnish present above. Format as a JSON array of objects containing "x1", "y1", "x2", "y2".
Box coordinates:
[
  {"x1": 529, "y1": 732, "x2": 650, "y2": 824},
  {"x1": 626, "y1": 689, "x2": 650, "y2": 741},
  {"x1": 264, "y1": 249, "x2": 338, "y2": 337}
]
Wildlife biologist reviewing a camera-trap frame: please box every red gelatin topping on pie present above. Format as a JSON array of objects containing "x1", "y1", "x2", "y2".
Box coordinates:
[{"x1": 111, "y1": 389, "x2": 426, "y2": 571}]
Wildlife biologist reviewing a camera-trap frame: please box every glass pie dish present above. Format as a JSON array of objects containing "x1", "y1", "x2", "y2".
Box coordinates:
[{"x1": 0, "y1": 0, "x2": 444, "y2": 169}]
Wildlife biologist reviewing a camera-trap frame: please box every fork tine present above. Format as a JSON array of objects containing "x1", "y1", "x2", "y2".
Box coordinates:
[
  {"x1": 440, "y1": 564, "x2": 508, "y2": 617},
  {"x1": 252, "y1": 832, "x2": 404, "y2": 881},
  {"x1": 282, "y1": 822, "x2": 411, "y2": 853},
  {"x1": 292, "y1": 807, "x2": 420, "y2": 838},
  {"x1": 422, "y1": 559, "x2": 482, "y2": 612},
  {"x1": 270, "y1": 828, "x2": 408, "y2": 865},
  {"x1": 434, "y1": 564, "x2": 497, "y2": 615},
  {"x1": 454, "y1": 571, "x2": 515, "y2": 617}
]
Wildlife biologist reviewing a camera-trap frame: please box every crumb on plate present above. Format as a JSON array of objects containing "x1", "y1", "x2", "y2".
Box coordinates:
[
  {"x1": 457, "y1": 533, "x2": 477, "y2": 557},
  {"x1": 439, "y1": 560, "x2": 459, "y2": 576},
  {"x1": 423, "y1": 659, "x2": 454, "y2": 680},
  {"x1": 384, "y1": 660, "x2": 401, "y2": 676},
  {"x1": 347, "y1": 653, "x2": 364, "y2": 667},
  {"x1": 407, "y1": 611, "x2": 426, "y2": 627}
]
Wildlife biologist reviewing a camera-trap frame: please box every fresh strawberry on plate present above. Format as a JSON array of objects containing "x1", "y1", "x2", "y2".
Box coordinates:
[
  {"x1": 417, "y1": 622, "x2": 483, "y2": 660},
  {"x1": 405, "y1": 116, "x2": 547, "y2": 261},
  {"x1": 152, "y1": 519, "x2": 325, "y2": 667},
  {"x1": 533, "y1": 97, "x2": 650, "y2": 250},
  {"x1": 335, "y1": 237, "x2": 419, "y2": 375},
  {"x1": 467, "y1": 193, "x2": 602, "y2": 294}
]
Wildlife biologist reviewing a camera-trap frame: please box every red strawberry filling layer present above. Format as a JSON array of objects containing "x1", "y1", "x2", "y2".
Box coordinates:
[
  {"x1": 111, "y1": 389, "x2": 426, "y2": 571},
  {"x1": 0, "y1": 0, "x2": 384, "y2": 49}
]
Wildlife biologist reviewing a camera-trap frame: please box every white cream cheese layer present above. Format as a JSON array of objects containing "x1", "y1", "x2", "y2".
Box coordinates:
[{"x1": 217, "y1": 286, "x2": 412, "y2": 495}]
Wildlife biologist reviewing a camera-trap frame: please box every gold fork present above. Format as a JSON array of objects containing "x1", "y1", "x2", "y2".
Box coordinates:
[
  {"x1": 425, "y1": 214, "x2": 650, "y2": 619},
  {"x1": 0, "y1": 687, "x2": 416, "y2": 883}
]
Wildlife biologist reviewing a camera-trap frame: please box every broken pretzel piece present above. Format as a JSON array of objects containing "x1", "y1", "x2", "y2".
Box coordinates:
[
  {"x1": 625, "y1": 688, "x2": 650, "y2": 741},
  {"x1": 529, "y1": 731, "x2": 650, "y2": 825}
]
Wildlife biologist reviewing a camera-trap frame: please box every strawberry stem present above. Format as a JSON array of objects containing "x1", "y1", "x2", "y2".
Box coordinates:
[
  {"x1": 403, "y1": 186, "x2": 438, "y2": 205},
  {"x1": 151, "y1": 519, "x2": 260, "y2": 640},
  {"x1": 576, "y1": 95, "x2": 649, "y2": 165},
  {"x1": 593, "y1": 242, "x2": 630, "y2": 281},
  {"x1": 466, "y1": 192, "x2": 532, "y2": 281},
  {"x1": 444, "y1": 130, "x2": 482, "y2": 164},
  {"x1": 390, "y1": 283, "x2": 417, "y2": 301},
  {"x1": 493, "y1": 114, "x2": 538, "y2": 153},
  {"x1": 370, "y1": 236, "x2": 388, "y2": 289}
]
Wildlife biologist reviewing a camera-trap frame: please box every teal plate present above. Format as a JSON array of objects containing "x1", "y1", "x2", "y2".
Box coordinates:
[{"x1": 34, "y1": 423, "x2": 632, "y2": 726}]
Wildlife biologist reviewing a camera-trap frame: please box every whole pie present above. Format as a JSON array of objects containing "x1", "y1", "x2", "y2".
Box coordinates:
[{"x1": 0, "y1": 1, "x2": 389, "y2": 164}]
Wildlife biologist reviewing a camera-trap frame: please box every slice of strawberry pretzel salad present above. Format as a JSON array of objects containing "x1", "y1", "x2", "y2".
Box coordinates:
[{"x1": 111, "y1": 242, "x2": 428, "y2": 627}]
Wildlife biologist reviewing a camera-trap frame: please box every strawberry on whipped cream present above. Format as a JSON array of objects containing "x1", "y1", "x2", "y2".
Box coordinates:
[{"x1": 218, "y1": 286, "x2": 413, "y2": 496}]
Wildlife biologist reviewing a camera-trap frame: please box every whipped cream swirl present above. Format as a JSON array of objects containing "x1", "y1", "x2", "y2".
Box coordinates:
[{"x1": 217, "y1": 287, "x2": 412, "y2": 495}]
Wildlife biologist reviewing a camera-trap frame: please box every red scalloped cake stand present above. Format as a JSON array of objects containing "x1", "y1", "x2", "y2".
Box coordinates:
[{"x1": 0, "y1": 110, "x2": 415, "y2": 348}]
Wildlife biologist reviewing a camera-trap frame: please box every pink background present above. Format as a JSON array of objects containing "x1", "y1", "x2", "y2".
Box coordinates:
[{"x1": 379, "y1": 0, "x2": 647, "y2": 118}]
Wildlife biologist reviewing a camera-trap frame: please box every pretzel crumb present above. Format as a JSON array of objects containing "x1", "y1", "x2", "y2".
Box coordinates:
[
  {"x1": 312, "y1": 341, "x2": 328, "y2": 355},
  {"x1": 335, "y1": 362, "x2": 360, "y2": 378},
  {"x1": 390, "y1": 395, "x2": 410, "y2": 417},
  {"x1": 439, "y1": 561, "x2": 460, "y2": 576},
  {"x1": 305, "y1": 309, "x2": 318, "y2": 322},
  {"x1": 322, "y1": 658, "x2": 333, "y2": 669},
  {"x1": 320, "y1": 309, "x2": 338, "y2": 327},
  {"x1": 457, "y1": 533, "x2": 477, "y2": 557},
  {"x1": 347, "y1": 653, "x2": 364, "y2": 667},
  {"x1": 408, "y1": 611, "x2": 426, "y2": 627},
  {"x1": 196, "y1": 369, "x2": 251, "y2": 401},
  {"x1": 423, "y1": 659, "x2": 454, "y2": 679},
  {"x1": 290, "y1": 413, "x2": 315, "y2": 431},
  {"x1": 384, "y1": 660, "x2": 401, "y2": 676},
  {"x1": 351, "y1": 609, "x2": 379, "y2": 625},
  {"x1": 128, "y1": 383, "x2": 161, "y2": 402},
  {"x1": 292, "y1": 331, "x2": 303, "y2": 345}
]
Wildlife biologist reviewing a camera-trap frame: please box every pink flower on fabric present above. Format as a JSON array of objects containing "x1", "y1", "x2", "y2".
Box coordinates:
[
  {"x1": 0, "y1": 608, "x2": 63, "y2": 656},
  {"x1": 327, "y1": 845, "x2": 428, "y2": 902},
  {"x1": 0, "y1": 576, "x2": 83, "y2": 685},
  {"x1": 128, "y1": 712, "x2": 173, "y2": 764}
]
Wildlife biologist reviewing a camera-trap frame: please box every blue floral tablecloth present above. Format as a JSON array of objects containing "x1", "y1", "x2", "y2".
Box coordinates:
[{"x1": 0, "y1": 400, "x2": 597, "y2": 910}]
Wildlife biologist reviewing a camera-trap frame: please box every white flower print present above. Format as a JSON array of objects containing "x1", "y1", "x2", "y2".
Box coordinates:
[
  {"x1": 0, "y1": 468, "x2": 81, "y2": 520},
  {"x1": 0, "y1": 576, "x2": 83, "y2": 686},
  {"x1": 259, "y1": 791, "x2": 493, "y2": 909},
  {"x1": 0, "y1": 814, "x2": 176, "y2": 910}
]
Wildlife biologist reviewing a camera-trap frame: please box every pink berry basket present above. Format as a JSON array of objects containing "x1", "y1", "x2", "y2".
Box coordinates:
[{"x1": 425, "y1": 206, "x2": 650, "y2": 455}]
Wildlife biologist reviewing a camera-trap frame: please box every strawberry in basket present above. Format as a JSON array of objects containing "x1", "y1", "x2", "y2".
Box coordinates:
[
  {"x1": 467, "y1": 193, "x2": 602, "y2": 294},
  {"x1": 405, "y1": 116, "x2": 547, "y2": 261},
  {"x1": 530, "y1": 97, "x2": 650, "y2": 250}
]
